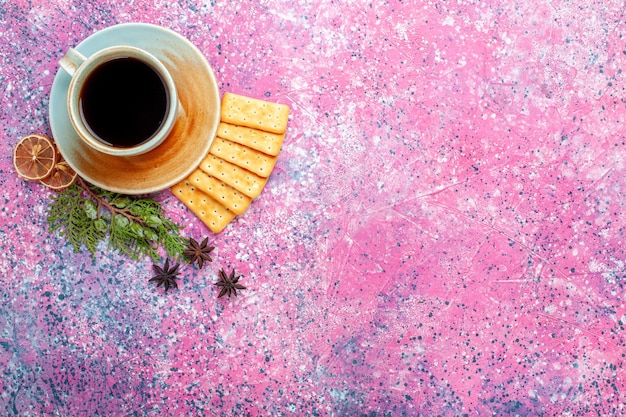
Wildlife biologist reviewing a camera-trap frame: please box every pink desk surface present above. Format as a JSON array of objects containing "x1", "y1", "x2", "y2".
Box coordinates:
[{"x1": 1, "y1": 0, "x2": 625, "y2": 416}]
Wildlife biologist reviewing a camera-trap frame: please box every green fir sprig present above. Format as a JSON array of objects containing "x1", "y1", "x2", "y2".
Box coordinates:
[{"x1": 47, "y1": 178, "x2": 186, "y2": 261}]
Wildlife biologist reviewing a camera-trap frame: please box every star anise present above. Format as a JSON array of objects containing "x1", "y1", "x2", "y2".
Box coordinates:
[
  {"x1": 183, "y1": 237, "x2": 215, "y2": 269},
  {"x1": 149, "y1": 258, "x2": 181, "y2": 292},
  {"x1": 214, "y1": 268, "x2": 246, "y2": 298}
]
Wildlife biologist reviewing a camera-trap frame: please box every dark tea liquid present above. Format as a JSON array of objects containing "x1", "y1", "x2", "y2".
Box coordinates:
[{"x1": 79, "y1": 57, "x2": 169, "y2": 147}]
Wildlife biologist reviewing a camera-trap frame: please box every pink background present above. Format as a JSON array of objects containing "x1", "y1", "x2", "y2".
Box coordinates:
[{"x1": 1, "y1": 0, "x2": 625, "y2": 415}]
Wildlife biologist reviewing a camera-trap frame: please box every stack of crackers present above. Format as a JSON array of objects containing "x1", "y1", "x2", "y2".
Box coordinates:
[{"x1": 171, "y1": 93, "x2": 290, "y2": 233}]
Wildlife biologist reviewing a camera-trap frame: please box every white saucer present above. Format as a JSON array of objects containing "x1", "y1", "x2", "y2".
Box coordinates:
[{"x1": 49, "y1": 23, "x2": 220, "y2": 195}]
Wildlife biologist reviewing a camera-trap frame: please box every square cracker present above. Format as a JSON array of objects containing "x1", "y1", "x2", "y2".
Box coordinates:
[
  {"x1": 171, "y1": 180, "x2": 236, "y2": 234},
  {"x1": 209, "y1": 137, "x2": 278, "y2": 178},
  {"x1": 217, "y1": 122, "x2": 284, "y2": 156},
  {"x1": 199, "y1": 154, "x2": 268, "y2": 199},
  {"x1": 187, "y1": 169, "x2": 251, "y2": 215},
  {"x1": 221, "y1": 92, "x2": 290, "y2": 134}
]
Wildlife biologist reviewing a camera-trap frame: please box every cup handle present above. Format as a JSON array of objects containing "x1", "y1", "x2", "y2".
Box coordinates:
[{"x1": 59, "y1": 48, "x2": 86, "y2": 76}]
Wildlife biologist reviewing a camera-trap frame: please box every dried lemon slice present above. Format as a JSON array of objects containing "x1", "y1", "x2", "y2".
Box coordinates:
[
  {"x1": 40, "y1": 160, "x2": 78, "y2": 190},
  {"x1": 40, "y1": 151, "x2": 78, "y2": 190},
  {"x1": 13, "y1": 134, "x2": 57, "y2": 180}
]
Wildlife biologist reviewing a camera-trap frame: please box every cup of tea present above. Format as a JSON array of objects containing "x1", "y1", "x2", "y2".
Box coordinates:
[{"x1": 59, "y1": 46, "x2": 178, "y2": 156}]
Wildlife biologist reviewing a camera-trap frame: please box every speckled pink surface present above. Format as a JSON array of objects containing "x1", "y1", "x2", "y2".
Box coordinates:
[{"x1": 1, "y1": 0, "x2": 625, "y2": 416}]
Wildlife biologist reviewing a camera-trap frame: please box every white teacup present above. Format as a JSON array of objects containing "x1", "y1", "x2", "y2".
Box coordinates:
[{"x1": 60, "y1": 46, "x2": 178, "y2": 156}]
